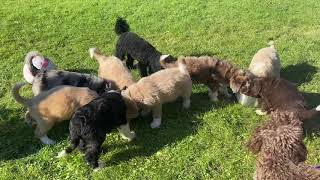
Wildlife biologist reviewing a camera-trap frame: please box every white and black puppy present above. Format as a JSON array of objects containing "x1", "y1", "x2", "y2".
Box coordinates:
[
  {"x1": 57, "y1": 90, "x2": 134, "y2": 170},
  {"x1": 114, "y1": 17, "x2": 175, "y2": 77},
  {"x1": 32, "y1": 70, "x2": 116, "y2": 95},
  {"x1": 237, "y1": 41, "x2": 281, "y2": 114}
]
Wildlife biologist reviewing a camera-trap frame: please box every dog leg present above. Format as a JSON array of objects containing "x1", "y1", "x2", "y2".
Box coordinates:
[
  {"x1": 182, "y1": 98, "x2": 191, "y2": 109},
  {"x1": 126, "y1": 54, "x2": 134, "y2": 69},
  {"x1": 85, "y1": 143, "x2": 101, "y2": 169},
  {"x1": 218, "y1": 85, "x2": 231, "y2": 98},
  {"x1": 117, "y1": 123, "x2": 136, "y2": 141},
  {"x1": 39, "y1": 135, "x2": 56, "y2": 145},
  {"x1": 138, "y1": 62, "x2": 148, "y2": 77},
  {"x1": 150, "y1": 105, "x2": 162, "y2": 128},
  {"x1": 208, "y1": 89, "x2": 219, "y2": 102},
  {"x1": 140, "y1": 108, "x2": 151, "y2": 116}
]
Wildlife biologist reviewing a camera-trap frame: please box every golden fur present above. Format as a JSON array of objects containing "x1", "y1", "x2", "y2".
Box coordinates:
[
  {"x1": 122, "y1": 59, "x2": 192, "y2": 128},
  {"x1": 12, "y1": 82, "x2": 98, "y2": 144}
]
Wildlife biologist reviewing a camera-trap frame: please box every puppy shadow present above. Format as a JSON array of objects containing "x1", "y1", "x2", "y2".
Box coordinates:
[
  {"x1": 187, "y1": 52, "x2": 218, "y2": 57},
  {"x1": 102, "y1": 88, "x2": 233, "y2": 166},
  {"x1": 302, "y1": 92, "x2": 320, "y2": 136},
  {"x1": 281, "y1": 62, "x2": 318, "y2": 86},
  {"x1": 0, "y1": 107, "x2": 44, "y2": 160},
  {"x1": 65, "y1": 68, "x2": 97, "y2": 74}
]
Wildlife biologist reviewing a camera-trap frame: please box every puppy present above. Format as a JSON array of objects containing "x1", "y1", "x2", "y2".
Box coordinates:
[
  {"x1": 238, "y1": 41, "x2": 281, "y2": 112},
  {"x1": 248, "y1": 111, "x2": 320, "y2": 179},
  {"x1": 114, "y1": 17, "x2": 175, "y2": 77},
  {"x1": 161, "y1": 56, "x2": 242, "y2": 101},
  {"x1": 23, "y1": 51, "x2": 56, "y2": 84},
  {"x1": 57, "y1": 90, "x2": 133, "y2": 169},
  {"x1": 230, "y1": 75, "x2": 320, "y2": 120},
  {"x1": 89, "y1": 48, "x2": 135, "y2": 90},
  {"x1": 12, "y1": 82, "x2": 98, "y2": 144},
  {"x1": 32, "y1": 70, "x2": 115, "y2": 95},
  {"x1": 122, "y1": 59, "x2": 192, "y2": 128}
]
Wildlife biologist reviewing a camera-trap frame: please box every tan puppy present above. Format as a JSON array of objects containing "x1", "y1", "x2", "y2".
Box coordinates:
[
  {"x1": 122, "y1": 59, "x2": 192, "y2": 128},
  {"x1": 89, "y1": 48, "x2": 135, "y2": 90},
  {"x1": 12, "y1": 82, "x2": 98, "y2": 144},
  {"x1": 238, "y1": 41, "x2": 281, "y2": 113}
]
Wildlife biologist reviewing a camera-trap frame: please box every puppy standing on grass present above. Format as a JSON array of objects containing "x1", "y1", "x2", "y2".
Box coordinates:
[
  {"x1": 57, "y1": 91, "x2": 131, "y2": 170},
  {"x1": 114, "y1": 17, "x2": 175, "y2": 77},
  {"x1": 12, "y1": 83, "x2": 98, "y2": 145},
  {"x1": 238, "y1": 41, "x2": 281, "y2": 114},
  {"x1": 122, "y1": 59, "x2": 192, "y2": 128},
  {"x1": 161, "y1": 56, "x2": 241, "y2": 102}
]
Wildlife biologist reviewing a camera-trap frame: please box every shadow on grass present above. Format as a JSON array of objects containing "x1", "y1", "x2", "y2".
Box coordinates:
[
  {"x1": 65, "y1": 68, "x2": 97, "y2": 74},
  {"x1": 102, "y1": 91, "x2": 234, "y2": 166},
  {"x1": 281, "y1": 62, "x2": 318, "y2": 86},
  {"x1": 302, "y1": 92, "x2": 320, "y2": 136},
  {"x1": 0, "y1": 106, "x2": 70, "y2": 161},
  {"x1": 187, "y1": 52, "x2": 218, "y2": 57}
]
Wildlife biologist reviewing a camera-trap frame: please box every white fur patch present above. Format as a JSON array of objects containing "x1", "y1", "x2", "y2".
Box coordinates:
[
  {"x1": 56, "y1": 150, "x2": 67, "y2": 158},
  {"x1": 40, "y1": 135, "x2": 56, "y2": 145},
  {"x1": 160, "y1": 54, "x2": 170, "y2": 61},
  {"x1": 117, "y1": 123, "x2": 136, "y2": 141},
  {"x1": 150, "y1": 117, "x2": 161, "y2": 129},
  {"x1": 89, "y1": 48, "x2": 97, "y2": 59},
  {"x1": 316, "y1": 105, "x2": 320, "y2": 111}
]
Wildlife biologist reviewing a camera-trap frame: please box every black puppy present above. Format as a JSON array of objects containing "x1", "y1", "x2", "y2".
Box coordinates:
[
  {"x1": 32, "y1": 70, "x2": 116, "y2": 95},
  {"x1": 57, "y1": 90, "x2": 129, "y2": 169},
  {"x1": 114, "y1": 17, "x2": 175, "y2": 77}
]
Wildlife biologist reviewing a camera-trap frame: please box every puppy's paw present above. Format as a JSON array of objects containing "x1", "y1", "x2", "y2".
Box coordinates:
[
  {"x1": 316, "y1": 105, "x2": 320, "y2": 111},
  {"x1": 56, "y1": 150, "x2": 67, "y2": 158},
  {"x1": 40, "y1": 135, "x2": 56, "y2": 145},
  {"x1": 89, "y1": 48, "x2": 97, "y2": 59},
  {"x1": 93, "y1": 161, "x2": 105, "y2": 172},
  {"x1": 150, "y1": 119, "x2": 161, "y2": 129},
  {"x1": 120, "y1": 131, "x2": 136, "y2": 142},
  {"x1": 255, "y1": 109, "x2": 267, "y2": 116},
  {"x1": 183, "y1": 99, "x2": 191, "y2": 108}
]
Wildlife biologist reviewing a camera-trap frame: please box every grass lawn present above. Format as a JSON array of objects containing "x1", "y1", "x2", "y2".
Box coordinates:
[{"x1": 1, "y1": 0, "x2": 320, "y2": 179}]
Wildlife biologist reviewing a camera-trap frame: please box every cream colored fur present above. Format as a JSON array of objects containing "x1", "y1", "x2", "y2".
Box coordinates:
[
  {"x1": 122, "y1": 59, "x2": 192, "y2": 128},
  {"x1": 12, "y1": 82, "x2": 98, "y2": 144}
]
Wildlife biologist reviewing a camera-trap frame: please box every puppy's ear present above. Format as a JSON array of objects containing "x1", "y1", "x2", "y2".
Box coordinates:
[
  {"x1": 230, "y1": 76, "x2": 246, "y2": 93},
  {"x1": 160, "y1": 54, "x2": 170, "y2": 62},
  {"x1": 247, "y1": 132, "x2": 263, "y2": 154}
]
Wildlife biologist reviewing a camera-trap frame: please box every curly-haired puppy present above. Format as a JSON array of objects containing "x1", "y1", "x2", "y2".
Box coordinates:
[
  {"x1": 57, "y1": 90, "x2": 133, "y2": 170},
  {"x1": 230, "y1": 75, "x2": 320, "y2": 120},
  {"x1": 248, "y1": 111, "x2": 320, "y2": 179},
  {"x1": 161, "y1": 56, "x2": 243, "y2": 101},
  {"x1": 114, "y1": 17, "x2": 175, "y2": 77},
  {"x1": 89, "y1": 48, "x2": 135, "y2": 90},
  {"x1": 12, "y1": 82, "x2": 98, "y2": 144},
  {"x1": 32, "y1": 70, "x2": 116, "y2": 95},
  {"x1": 121, "y1": 59, "x2": 192, "y2": 128},
  {"x1": 238, "y1": 41, "x2": 281, "y2": 113}
]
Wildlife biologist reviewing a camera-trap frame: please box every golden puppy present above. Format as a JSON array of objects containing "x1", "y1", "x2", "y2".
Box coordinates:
[
  {"x1": 238, "y1": 41, "x2": 281, "y2": 114},
  {"x1": 89, "y1": 48, "x2": 135, "y2": 90},
  {"x1": 122, "y1": 59, "x2": 192, "y2": 128},
  {"x1": 12, "y1": 82, "x2": 99, "y2": 144}
]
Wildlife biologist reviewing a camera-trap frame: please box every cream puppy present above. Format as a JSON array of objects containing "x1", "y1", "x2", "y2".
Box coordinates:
[
  {"x1": 122, "y1": 59, "x2": 192, "y2": 128},
  {"x1": 238, "y1": 41, "x2": 281, "y2": 113}
]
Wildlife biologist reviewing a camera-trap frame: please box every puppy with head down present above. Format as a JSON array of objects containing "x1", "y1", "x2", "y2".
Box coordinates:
[
  {"x1": 248, "y1": 111, "x2": 320, "y2": 179},
  {"x1": 122, "y1": 59, "x2": 192, "y2": 128},
  {"x1": 12, "y1": 82, "x2": 98, "y2": 145},
  {"x1": 238, "y1": 41, "x2": 281, "y2": 111},
  {"x1": 230, "y1": 75, "x2": 320, "y2": 120}
]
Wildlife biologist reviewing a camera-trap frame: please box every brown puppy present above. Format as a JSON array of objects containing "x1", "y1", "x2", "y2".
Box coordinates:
[
  {"x1": 89, "y1": 48, "x2": 135, "y2": 90},
  {"x1": 12, "y1": 82, "x2": 98, "y2": 144},
  {"x1": 230, "y1": 75, "x2": 320, "y2": 120},
  {"x1": 122, "y1": 59, "x2": 192, "y2": 128},
  {"x1": 161, "y1": 56, "x2": 243, "y2": 101},
  {"x1": 248, "y1": 111, "x2": 320, "y2": 179}
]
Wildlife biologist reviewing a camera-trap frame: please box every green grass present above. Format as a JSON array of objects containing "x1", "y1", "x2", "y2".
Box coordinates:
[{"x1": 1, "y1": 0, "x2": 320, "y2": 179}]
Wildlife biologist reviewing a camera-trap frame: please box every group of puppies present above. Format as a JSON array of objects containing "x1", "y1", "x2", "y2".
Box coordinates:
[{"x1": 12, "y1": 17, "x2": 320, "y2": 176}]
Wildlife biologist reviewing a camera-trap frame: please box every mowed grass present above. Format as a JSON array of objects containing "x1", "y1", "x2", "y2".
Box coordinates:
[{"x1": 1, "y1": 0, "x2": 320, "y2": 179}]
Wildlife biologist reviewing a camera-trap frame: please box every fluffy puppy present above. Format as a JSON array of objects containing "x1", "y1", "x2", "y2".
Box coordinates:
[
  {"x1": 161, "y1": 56, "x2": 243, "y2": 101},
  {"x1": 32, "y1": 70, "x2": 115, "y2": 95},
  {"x1": 114, "y1": 17, "x2": 175, "y2": 77},
  {"x1": 57, "y1": 90, "x2": 132, "y2": 169},
  {"x1": 122, "y1": 59, "x2": 192, "y2": 128},
  {"x1": 89, "y1": 48, "x2": 135, "y2": 90},
  {"x1": 12, "y1": 82, "x2": 98, "y2": 144},
  {"x1": 238, "y1": 41, "x2": 281, "y2": 111},
  {"x1": 248, "y1": 111, "x2": 320, "y2": 179},
  {"x1": 230, "y1": 75, "x2": 320, "y2": 120}
]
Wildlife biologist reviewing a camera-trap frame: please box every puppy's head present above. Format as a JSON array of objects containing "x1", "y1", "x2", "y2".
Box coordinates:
[{"x1": 230, "y1": 74, "x2": 262, "y2": 97}]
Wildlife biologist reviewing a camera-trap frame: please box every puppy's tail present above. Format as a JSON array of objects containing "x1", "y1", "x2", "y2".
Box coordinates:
[
  {"x1": 114, "y1": 17, "x2": 130, "y2": 35},
  {"x1": 268, "y1": 40, "x2": 275, "y2": 50},
  {"x1": 177, "y1": 58, "x2": 189, "y2": 74},
  {"x1": 89, "y1": 48, "x2": 106, "y2": 64},
  {"x1": 300, "y1": 105, "x2": 320, "y2": 120},
  {"x1": 159, "y1": 55, "x2": 177, "y2": 69},
  {"x1": 12, "y1": 82, "x2": 30, "y2": 107}
]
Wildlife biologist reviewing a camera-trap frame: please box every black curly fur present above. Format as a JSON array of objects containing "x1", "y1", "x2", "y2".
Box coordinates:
[
  {"x1": 65, "y1": 91, "x2": 127, "y2": 168},
  {"x1": 114, "y1": 17, "x2": 174, "y2": 77}
]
